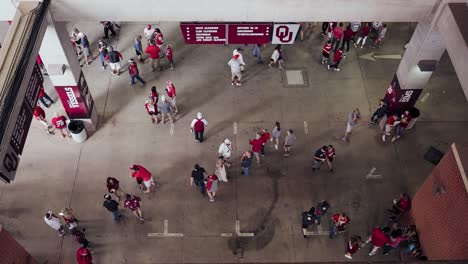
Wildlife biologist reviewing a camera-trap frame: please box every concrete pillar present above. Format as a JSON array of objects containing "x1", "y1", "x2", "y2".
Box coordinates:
[{"x1": 39, "y1": 13, "x2": 98, "y2": 132}]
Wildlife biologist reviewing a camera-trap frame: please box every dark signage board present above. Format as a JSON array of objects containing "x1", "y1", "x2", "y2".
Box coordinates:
[
  {"x1": 180, "y1": 23, "x2": 226, "y2": 44},
  {"x1": 227, "y1": 24, "x2": 272, "y2": 44},
  {"x1": 385, "y1": 74, "x2": 423, "y2": 114}
]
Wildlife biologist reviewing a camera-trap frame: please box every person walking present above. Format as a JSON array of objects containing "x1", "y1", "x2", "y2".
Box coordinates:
[
  {"x1": 33, "y1": 105, "x2": 54, "y2": 135},
  {"x1": 345, "y1": 235, "x2": 363, "y2": 259},
  {"x1": 44, "y1": 211, "x2": 65, "y2": 236},
  {"x1": 240, "y1": 151, "x2": 253, "y2": 176},
  {"x1": 144, "y1": 25, "x2": 155, "y2": 43},
  {"x1": 78, "y1": 32, "x2": 93, "y2": 65},
  {"x1": 37, "y1": 86, "x2": 54, "y2": 108},
  {"x1": 321, "y1": 40, "x2": 332, "y2": 64},
  {"x1": 144, "y1": 39, "x2": 161, "y2": 72},
  {"x1": 128, "y1": 59, "x2": 146, "y2": 85},
  {"x1": 124, "y1": 194, "x2": 144, "y2": 222},
  {"x1": 98, "y1": 39, "x2": 108, "y2": 70},
  {"x1": 283, "y1": 129, "x2": 295, "y2": 156},
  {"x1": 312, "y1": 146, "x2": 328, "y2": 172},
  {"x1": 103, "y1": 193, "x2": 121, "y2": 222},
  {"x1": 165, "y1": 80, "x2": 178, "y2": 113},
  {"x1": 252, "y1": 44, "x2": 263, "y2": 64},
  {"x1": 301, "y1": 207, "x2": 317, "y2": 238},
  {"x1": 341, "y1": 24, "x2": 353, "y2": 54},
  {"x1": 268, "y1": 45, "x2": 285, "y2": 70},
  {"x1": 367, "y1": 227, "x2": 391, "y2": 256},
  {"x1": 329, "y1": 212, "x2": 350, "y2": 239},
  {"x1": 130, "y1": 164, "x2": 155, "y2": 194},
  {"x1": 157, "y1": 95, "x2": 174, "y2": 124},
  {"x1": 342, "y1": 108, "x2": 360, "y2": 142},
  {"x1": 149, "y1": 85, "x2": 159, "y2": 104},
  {"x1": 134, "y1": 35, "x2": 144, "y2": 62},
  {"x1": 166, "y1": 44, "x2": 175, "y2": 69},
  {"x1": 249, "y1": 133, "x2": 264, "y2": 165},
  {"x1": 327, "y1": 47, "x2": 344, "y2": 71},
  {"x1": 372, "y1": 24, "x2": 387, "y2": 48},
  {"x1": 51, "y1": 112, "x2": 71, "y2": 139},
  {"x1": 59, "y1": 207, "x2": 79, "y2": 230},
  {"x1": 368, "y1": 99, "x2": 388, "y2": 126},
  {"x1": 71, "y1": 228, "x2": 90, "y2": 248},
  {"x1": 215, "y1": 156, "x2": 228, "y2": 182},
  {"x1": 145, "y1": 98, "x2": 159, "y2": 124},
  {"x1": 76, "y1": 246, "x2": 93, "y2": 264},
  {"x1": 382, "y1": 113, "x2": 399, "y2": 142},
  {"x1": 154, "y1": 28, "x2": 164, "y2": 48},
  {"x1": 331, "y1": 22, "x2": 344, "y2": 52},
  {"x1": 382, "y1": 229, "x2": 410, "y2": 255},
  {"x1": 206, "y1": 174, "x2": 219, "y2": 202},
  {"x1": 271, "y1": 122, "x2": 281, "y2": 150},
  {"x1": 101, "y1": 21, "x2": 117, "y2": 39},
  {"x1": 228, "y1": 54, "x2": 243, "y2": 86},
  {"x1": 355, "y1": 22, "x2": 370, "y2": 48},
  {"x1": 321, "y1": 22, "x2": 329, "y2": 36},
  {"x1": 105, "y1": 46, "x2": 123, "y2": 76},
  {"x1": 314, "y1": 200, "x2": 330, "y2": 225},
  {"x1": 190, "y1": 164, "x2": 206, "y2": 196},
  {"x1": 191, "y1": 112, "x2": 208, "y2": 143},
  {"x1": 388, "y1": 193, "x2": 411, "y2": 219},
  {"x1": 326, "y1": 145, "x2": 336, "y2": 172},
  {"x1": 260, "y1": 128, "x2": 270, "y2": 156},
  {"x1": 233, "y1": 47, "x2": 246, "y2": 72},
  {"x1": 218, "y1": 139, "x2": 232, "y2": 166},
  {"x1": 106, "y1": 177, "x2": 124, "y2": 202}
]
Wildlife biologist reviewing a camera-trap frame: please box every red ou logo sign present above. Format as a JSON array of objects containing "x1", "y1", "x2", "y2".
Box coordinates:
[{"x1": 275, "y1": 26, "x2": 293, "y2": 43}]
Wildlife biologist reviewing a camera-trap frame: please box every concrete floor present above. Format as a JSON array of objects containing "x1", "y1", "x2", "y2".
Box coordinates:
[{"x1": 1, "y1": 22, "x2": 468, "y2": 263}]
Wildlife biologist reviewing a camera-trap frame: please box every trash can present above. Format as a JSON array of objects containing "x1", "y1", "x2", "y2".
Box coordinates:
[
  {"x1": 406, "y1": 107, "x2": 420, "y2": 130},
  {"x1": 68, "y1": 120, "x2": 87, "y2": 143}
]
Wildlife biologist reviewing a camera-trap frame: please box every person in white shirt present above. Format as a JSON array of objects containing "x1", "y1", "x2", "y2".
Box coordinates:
[
  {"x1": 44, "y1": 211, "x2": 65, "y2": 236},
  {"x1": 191, "y1": 112, "x2": 208, "y2": 143},
  {"x1": 232, "y1": 48, "x2": 245, "y2": 72},
  {"x1": 268, "y1": 45, "x2": 285, "y2": 70},
  {"x1": 218, "y1": 139, "x2": 232, "y2": 166},
  {"x1": 228, "y1": 55, "x2": 242, "y2": 86},
  {"x1": 144, "y1": 25, "x2": 155, "y2": 43}
]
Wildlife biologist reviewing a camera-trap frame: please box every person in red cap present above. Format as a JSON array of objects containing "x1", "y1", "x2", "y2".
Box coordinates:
[
  {"x1": 144, "y1": 39, "x2": 161, "y2": 72},
  {"x1": 144, "y1": 98, "x2": 159, "y2": 124},
  {"x1": 367, "y1": 226, "x2": 391, "y2": 255},
  {"x1": 166, "y1": 44, "x2": 175, "y2": 69},
  {"x1": 51, "y1": 112, "x2": 70, "y2": 139},
  {"x1": 76, "y1": 247, "x2": 92, "y2": 264},
  {"x1": 33, "y1": 105, "x2": 54, "y2": 135},
  {"x1": 227, "y1": 54, "x2": 242, "y2": 86},
  {"x1": 165, "y1": 80, "x2": 178, "y2": 113},
  {"x1": 130, "y1": 164, "x2": 155, "y2": 193}
]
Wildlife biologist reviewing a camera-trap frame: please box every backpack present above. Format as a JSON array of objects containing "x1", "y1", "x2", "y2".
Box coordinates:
[{"x1": 194, "y1": 119, "x2": 204, "y2": 132}]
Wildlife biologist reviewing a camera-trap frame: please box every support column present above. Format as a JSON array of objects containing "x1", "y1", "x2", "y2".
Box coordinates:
[{"x1": 39, "y1": 13, "x2": 97, "y2": 131}]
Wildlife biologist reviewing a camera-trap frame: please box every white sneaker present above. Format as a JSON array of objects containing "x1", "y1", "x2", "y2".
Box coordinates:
[
  {"x1": 327, "y1": 65, "x2": 330, "y2": 70},
  {"x1": 391, "y1": 137, "x2": 396, "y2": 142},
  {"x1": 335, "y1": 68, "x2": 340, "y2": 71},
  {"x1": 344, "y1": 254, "x2": 352, "y2": 259},
  {"x1": 382, "y1": 135, "x2": 386, "y2": 142},
  {"x1": 361, "y1": 46, "x2": 364, "y2": 49},
  {"x1": 275, "y1": 145, "x2": 278, "y2": 150}
]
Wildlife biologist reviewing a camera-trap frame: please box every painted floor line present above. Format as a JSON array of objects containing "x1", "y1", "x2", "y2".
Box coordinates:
[{"x1": 148, "y1": 220, "x2": 184, "y2": 237}]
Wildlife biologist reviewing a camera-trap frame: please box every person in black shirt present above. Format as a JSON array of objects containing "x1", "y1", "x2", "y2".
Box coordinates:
[
  {"x1": 190, "y1": 164, "x2": 206, "y2": 195},
  {"x1": 312, "y1": 146, "x2": 328, "y2": 172},
  {"x1": 103, "y1": 194, "x2": 121, "y2": 222},
  {"x1": 302, "y1": 207, "x2": 317, "y2": 238}
]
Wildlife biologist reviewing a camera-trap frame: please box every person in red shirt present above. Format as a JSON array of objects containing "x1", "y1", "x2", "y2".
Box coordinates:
[
  {"x1": 392, "y1": 111, "x2": 412, "y2": 142},
  {"x1": 367, "y1": 227, "x2": 391, "y2": 255},
  {"x1": 165, "y1": 80, "x2": 178, "y2": 113},
  {"x1": 331, "y1": 22, "x2": 344, "y2": 52},
  {"x1": 382, "y1": 113, "x2": 399, "y2": 142},
  {"x1": 154, "y1": 28, "x2": 164, "y2": 48},
  {"x1": 329, "y1": 213, "x2": 350, "y2": 238},
  {"x1": 327, "y1": 47, "x2": 344, "y2": 71},
  {"x1": 249, "y1": 133, "x2": 264, "y2": 165},
  {"x1": 149, "y1": 86, "x2": 159, "y2": 104},
  {"x1": 128, "y1": 59, "x2": 146, "y2": 85},
  {"x1": 51, "y1": 112, "x2": 70, "y2": 138},
  {"x1": 130, "y1": 164, "x2": 155, "y2": 193},
  {"x1": 341, "y1": 24, "x2": 354, "y2": 53},
  {"x1": 33, "y1": 105, "x2": 54, "y2": 135},
  {"x1": 321, "y1": 40, "x2": 332, "y2": 64},
  {"x1": 144, "y1": 39, "x2": 161, "y2": 72},
  {"x1": 38, "y1": 85, "x2": 54, "y2": 108},
  {"x1": 260, "y1": 128, "x2": 270, "y2": 156},
  {"x1": 326, "y1": 144, "x2": 336, "y2": 172},
  {"x1": 124, "y1": 194, "x2": 144, "y2": 222},
  {"x1": 144, "y1": 98, "x2": 159, "y2": 124},
  {"x1": 344, "y1": 235, "x2": 362, "y2": 259},
  {"x1": 76, "y1": 247, "x2": 92, "y2": 264},
  {"x1": 166, "y1": 44, "x2": 175, "y2": 69},
  {"x1": 355, "y1": 22, "x2": 370, "y2": 48},
  {"x1": 389, "y1": 193, "x2": 411, "y2": 217}
]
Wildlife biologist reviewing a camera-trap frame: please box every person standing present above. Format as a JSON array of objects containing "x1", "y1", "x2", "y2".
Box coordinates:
[
  {"x1": 326, "y1": 145, "x2": 336, "y2": 172},
  {"x1": 268, "y1": 45, "x2": 285, "y2": 70},
  {"x1": 130, "y1": 164, "x2": 155, "y2": 194},
  {"x1": 382, "y1": 113, "x2": 399, "y2": 142},
  {"x1": 321, "y1": 40, "x2": 332, "y2": 64},
  {"x1": 191, "y1": 112, "x2": 208, "y2": 143},
  {"x1": 228, "y1": 54, "x2": 243, "y2": 86},
  {"x1": 312, "y1": 146, "x2": 328, "y2": 172},
  {"x1": 134, "y1": 35, "x2": 144, "y2": 62},
  {"x1": 260, "y1": 128, "x2": 270, "y2": 156},
  {"x1": 329, "y1": 212, "x2": 350, "y2": 239},
  {"x1": 76, "y1": 247, "x2": 93, "y2": 264},
  {"x1": 342, "y1": 108, "x2": 360, "y2": 142},
  {"x1": 271, "y1": 122, "x2": 281, "y2": 150},
  {"x1": 157, "y1": 95, "x2": 174, "y2": 124},
  {"x1": 44, "y1": 211, "x2": 65, "y2": 236},
  {"x1": 59, "y1": 207, "x2": 79, "y2": 230},
  {"x1": 33, "y1": 105, "x2": 54, "y2": 135},
  {"x1": 283, "y1": 129, "x2": 295, "y2": 156},
  {"x1": 215, "y1": 156, "x2": 228, "y2": 182},
  {"x1": 144, "y1": 39, "x2": 161, "y2": 72},
  {"x1": 314, "y1": 200, "x2": 330, "y2": 225},
  {"x1": 206, "y1": 174, "x2": 219, "y2": 202},
  {"x1": 71, "y1": 228, "x2": 90, "y2": 248},
  {"x1": 249, "y1": 133, "x2": 264, "y2": 164},
  {"x1": 154, "y1": 28, "x2": 164, "y2": 48},
  {"x1": 301, "y1": 207, "x2": 317, "y2": 238},
  {"x1": 331, "y1": 22, "x2": 344, "y2": 52},
  {"x1": 124, "y1": 194, "x2": 144, "y2": 222},
  {"x1": 165, "y1": 80, "x2": 178, "y2": 113},
  {"x1": 149, "y1": 86, "x2": 159, "y2": 104},
  {"x1": 321, "y1": 22, "x2": 329, "y2": 36},
  {"x1": 145, "y1": 98, "x2": 159, "y2": 124},
  {"x1": 98, "y1": 39, "x2": 108, "y2": 70},
  {"x1": 128, "y1": 59, "x2": 146, "y2": 85},
  {"x1": 101, "y1": 21, "x2": 116, "y2": 39},
  {"x1": 368, "y1": 99, "x2": 388, "y2": 126},
  {"x1": 355, "y1": 22, "x2": 370, "y2": 48},
  {"x1": 106, "y1": 177, "x2": 124, "y2": 201},
  {"x1": 105, "y1": 46, "x2": 123, "y2": 76},
  {"x1": 344, "y1": 235, "x2": 363, "y2": 259},
  {"x1": 328, "y1": 47, "x2": 344, "y2": 71},
  {"x1": 218, "y1": 139, "x2": 232, "y2": 166},
  {"x1": 103, "y1": 193, "x2": 121, "y2": 222},
  {"x1": 341, "y1": 24, "x2": 353, "y2": 54},
  {"x1": 51, "y1": 112, "x2": 70, "y2": 139},
  {"x1": 372, "y1": 24, "x2": 387, "y2": 48},
  {"x1": 367, "y1": 227, "x2": 391, "y2": 256},
  {"x1": 78, "y1": 32, "x2": 93, "y2": 65},
  {"x1": 190, "y1": 164, "x2": 206, "y2": 196},
  {"x1": 143, "y1": 25, "x2": 155, "y2": 43},
  {"x1": 252, "y1": 44, "x2": 263, "y2": 64},
  {"x1": 37, "y1": 86, "x2": 54, "y2": 108},
  {"x1": 388, "y1": 193, "x2": 411, "y2": 218},
  {"x1": 233, "y1": 47, "x2": 246, "y2": 72},
  {"x1": 392, "y1": 111, "x2": 411, "y2": 142},
  {"x1": 166, "y1": 44, "x2": 175, "y2": 69},
  {"x1": 240, "y1": 151, "x2": 253, "y2": 176}
]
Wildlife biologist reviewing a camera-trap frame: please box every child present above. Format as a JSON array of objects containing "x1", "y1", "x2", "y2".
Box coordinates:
[
  {"x1": 328, "y1": 47, "x2": 344, "y2": 71},
  {"x1": 321, "y1": 40, "x2": 332, "y2": 64},
  {"x1": 166, "y1": 44, "x2": 174, "y2": 69},
  {"x1": 345, "y1": 235, "x2": 363, "y2": 259}
]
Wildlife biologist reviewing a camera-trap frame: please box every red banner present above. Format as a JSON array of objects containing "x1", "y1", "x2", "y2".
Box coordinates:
[
  {"x1": 55, "y1": 85, "x2": 89, "y2": 119},
  {"x1": 180, "y1": 23, "x2": 226, "y2": 44},
  {"x1": 227, "y1": 24, "x2": 272, "y2": 44}
]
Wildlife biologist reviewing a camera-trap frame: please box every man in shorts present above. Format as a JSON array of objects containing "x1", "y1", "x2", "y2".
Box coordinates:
[
  {"x1": 312, "y1": 146, "x2": 328, "y2": 172},
  {"x1": 78, "y1": 32, "x2": 93, "y2": 65},
  {"x1": 249, "y1": 133, "x2": 264, "y2": 164},
  {"x1": 283, "y1": 129, "x2": 295, "y2": 156},
  {"x1": 105, "y1": 46, "x2": 123, "y2": 75},
  {"x1": 342, "y1": 108, "x2": 360, "y2": 142},
  {"x1": 130, "y1": 164, "x2": 155, "y2": 193}
]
